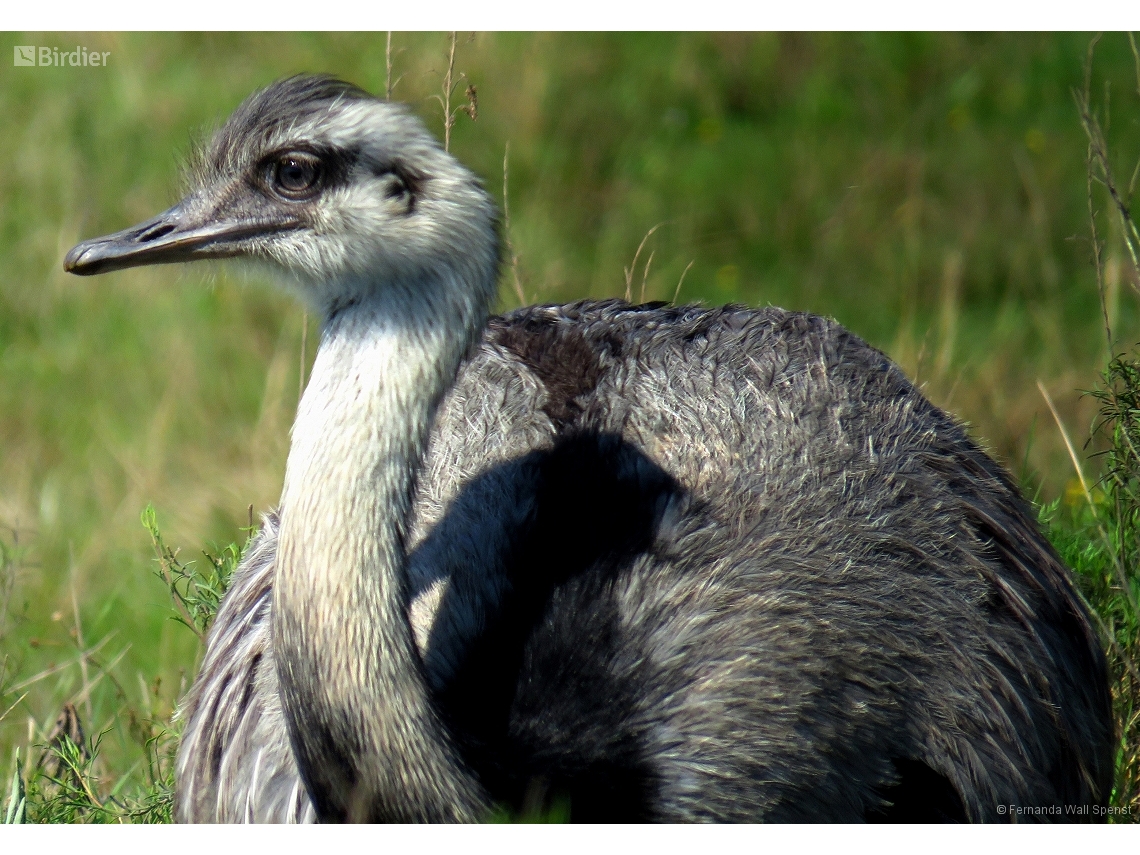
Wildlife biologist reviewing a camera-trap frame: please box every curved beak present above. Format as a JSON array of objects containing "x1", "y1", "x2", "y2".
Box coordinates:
[{"x1": 64, "y1": 198, "x2": 300, "y2": 276}]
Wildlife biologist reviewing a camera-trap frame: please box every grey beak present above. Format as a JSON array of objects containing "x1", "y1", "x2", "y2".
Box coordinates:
[{"x1": 64, "y1": 199, "x2": 299, "y2": 276}]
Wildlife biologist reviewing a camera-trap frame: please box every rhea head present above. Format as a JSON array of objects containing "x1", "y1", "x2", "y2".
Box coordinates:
[{"x1": 64, "y1": 76, "x2": 501, "y2": 322}]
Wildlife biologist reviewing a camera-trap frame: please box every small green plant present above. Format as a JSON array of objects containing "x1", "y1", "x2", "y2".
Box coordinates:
[
  {"x1": 142, "y1": 505, "x2": 239, "y2": 642},
  {"x1": 1087, "y1": 352, "x2": 1140, "y2": 813},
  {"x1": 3, "y1": 509, "x2": 246, "y2": 823},
  {"x1": 1045, "y1": 489, "x2": 1140, "y2": 815},
  {"x1": 3, "y1": 752, "x2": 25, "y2": 824},
  {"x1": 1091, "y1": 354, "x2": 1140, "y2": 576},
  {"x1": 20, "y1": 726, "x2": 175, "y2": 824}
]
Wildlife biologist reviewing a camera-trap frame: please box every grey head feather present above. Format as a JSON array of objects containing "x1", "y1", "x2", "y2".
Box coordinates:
[{"x1": 191, "y1": 75, "x2": 374, "y2": 185}]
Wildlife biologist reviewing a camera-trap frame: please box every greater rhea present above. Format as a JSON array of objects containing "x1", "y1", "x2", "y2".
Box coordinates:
[{"x1": 65, "y1": 76, "x2": 1114, "y2": 823}]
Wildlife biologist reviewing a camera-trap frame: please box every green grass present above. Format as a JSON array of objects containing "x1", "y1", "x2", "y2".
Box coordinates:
[
  {"x1": 1041, "y1": 348, "x2": 1140, "y2": 813},
  {"x1": 1, "y1": 31, "x2": 1140, "y2": 822}
]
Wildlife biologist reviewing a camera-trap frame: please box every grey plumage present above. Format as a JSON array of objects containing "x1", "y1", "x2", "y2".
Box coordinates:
[{"x1": 65, "y1": 76, "x2": 1114, "y2": 823}]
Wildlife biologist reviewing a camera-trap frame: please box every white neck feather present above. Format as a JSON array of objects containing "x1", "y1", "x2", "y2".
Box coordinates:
[{"x1": 271, "y1": 280, "x2": 490, "y2": 822}]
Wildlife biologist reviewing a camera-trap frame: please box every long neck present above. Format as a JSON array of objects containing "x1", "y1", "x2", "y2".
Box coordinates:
[{"x1": 271, "y1": 281, "x2": 490, "y2": 822}]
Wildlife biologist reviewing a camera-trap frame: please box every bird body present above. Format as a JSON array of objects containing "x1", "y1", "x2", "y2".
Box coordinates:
[{"x1": 65, "y1": 77, "x2": 1114, "y2": 822}]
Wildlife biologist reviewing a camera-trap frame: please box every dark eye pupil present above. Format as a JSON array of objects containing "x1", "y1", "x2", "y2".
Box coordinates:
[{"x1": 276, "y1": 157, "x2": 317, "y2": 193}]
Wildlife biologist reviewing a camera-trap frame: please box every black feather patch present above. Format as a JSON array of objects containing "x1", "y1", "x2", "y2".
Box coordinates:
[{"x1": 436, "y1": 434, "x2": 679, "y2": 820}]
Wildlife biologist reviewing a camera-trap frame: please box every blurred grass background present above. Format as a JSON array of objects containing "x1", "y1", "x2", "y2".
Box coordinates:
[{"x1": 2, "y1": 32, "x2": 1140, "y2": 811}]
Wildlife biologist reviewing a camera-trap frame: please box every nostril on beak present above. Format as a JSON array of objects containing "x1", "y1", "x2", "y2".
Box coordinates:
[{"x1": 138, "y1": 223, "x2": 176, "y2": 243}]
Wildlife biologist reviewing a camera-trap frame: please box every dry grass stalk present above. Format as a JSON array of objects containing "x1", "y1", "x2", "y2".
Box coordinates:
[
  {"x1": 1076, "y1": 34, "x2": 1140, "y2": 298},
  {"x1": 502, "y1": 141, "x2": 526, "y2": 306},
  {"x1": 434, "y1": 32, "x2": 477, "y2": 154},
  {"x1": 623, "y1": 223, "x2": 665, "y2": 302},
  {"x1": 7, "y1": 635, "x2": 115, "y2": 694},
  {"x1": 1037, "y1": 379, "x2": 1094, "y2": 508},
  {"x1": 672, "y1": 260, "x2": 695, "y2": 305}
]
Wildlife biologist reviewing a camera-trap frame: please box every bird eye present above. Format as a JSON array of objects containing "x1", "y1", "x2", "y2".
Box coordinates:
[
  {"x1": 384, "y1": 176, "x2": 408, "y2": 200},
  {"x1": 272, "y1": 154, "x2": 321, "y2": 198}
]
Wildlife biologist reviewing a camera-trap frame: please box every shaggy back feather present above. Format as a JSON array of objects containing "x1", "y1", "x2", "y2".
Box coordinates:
[{"x1": 176, "y1": 299, "x2": 1112, "y2": 822}]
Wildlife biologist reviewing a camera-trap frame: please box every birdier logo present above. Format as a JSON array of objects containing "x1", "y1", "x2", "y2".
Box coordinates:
[{"x1": 13, "y1": 45, "x2": 110, "y2": 67}]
